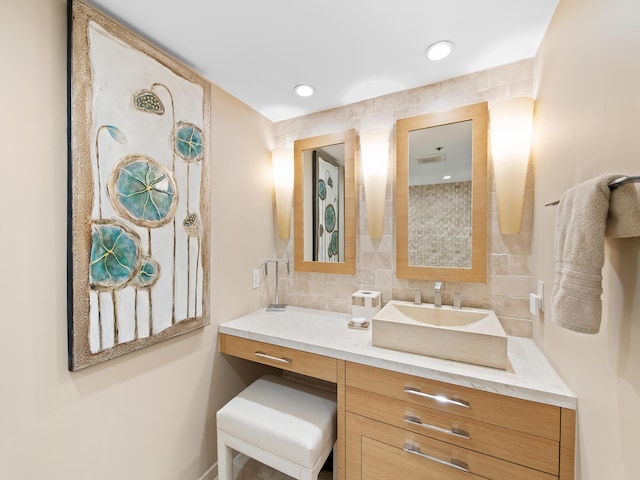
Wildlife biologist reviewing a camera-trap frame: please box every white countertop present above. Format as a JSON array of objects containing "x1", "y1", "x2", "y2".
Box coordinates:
[{"x1": 219, "y1": 306, "x2": 577, "y2": 409}]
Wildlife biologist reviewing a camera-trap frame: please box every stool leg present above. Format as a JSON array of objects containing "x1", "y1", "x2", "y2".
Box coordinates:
[{"x1": 217, "y1": 431, "x2": 234, "y2": 480}]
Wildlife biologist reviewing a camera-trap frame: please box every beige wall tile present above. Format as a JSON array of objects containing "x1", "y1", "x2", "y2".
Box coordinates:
[
  {"x1": 491, "y1": 275, "x2": 531, "y2": 297},
  {"x1": 487, "y1": 58, "x2": 535, "y2": 87},
  {"x1": 274, "y1": 59, "x2": 536, "y2": 335},
  {"x1": 508, "y1": 254, "x2": 532, "y2": 275},
  {"x1": 505, "y1": 296, "x2": 532, "y2": 318},
  {"x1": 489, "y1": 254, "x2": 509, "y2": 275},
  {"x1": 507, "y1": 78, "x2": 535, "y2": 98}
]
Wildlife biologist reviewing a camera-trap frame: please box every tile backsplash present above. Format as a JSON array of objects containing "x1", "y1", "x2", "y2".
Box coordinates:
[
  {"x1": 409, "y1": 181, "x2": 472, "y2": 268},
  {"x1": 272, "y1": 59, "x2": 535, "y2": 337}
]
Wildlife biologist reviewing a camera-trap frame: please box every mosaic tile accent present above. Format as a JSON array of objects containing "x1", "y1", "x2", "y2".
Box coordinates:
[{"x1": 408, "y1": 181, "x2": 472, "y2": 268}]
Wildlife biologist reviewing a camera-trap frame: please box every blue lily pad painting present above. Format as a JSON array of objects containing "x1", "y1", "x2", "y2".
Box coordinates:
[
  {"x1": 173, "y1": 121, "x2": 204, "y2": 163},
  {"x1": 130, "y1": 255, "x2": 160, "y2": 289},
  {"x1": 329, "y1": 230, "x2": 339, "y2": 258},
  {"x1": 318, "y1": 179, "x2": 327, "y2": 200},
  {"x1": 90, "y1": 220, "x2": 141, "y2": 290},
  {"x1": 314, "y1": 153, "x2": 341, "y2": 262},
  {"x1": 108, "y1": 155, "x2": 178, "y2": 228},
  {"x1": 324, "y1": 204, "x2": 336, "y2": 233},
  {"x1": 68, "y1": 1, "x2": 210, "y2": 371}
]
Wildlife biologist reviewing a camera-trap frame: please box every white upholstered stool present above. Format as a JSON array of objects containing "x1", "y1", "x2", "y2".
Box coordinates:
[{"x1": 216, "y1": 375, "x2": 337, "y2": 480}]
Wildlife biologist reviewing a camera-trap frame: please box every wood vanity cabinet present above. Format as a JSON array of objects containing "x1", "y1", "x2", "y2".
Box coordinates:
[
  {"x1": 219, "y1": 331, "x2": 575, "y2": 480},
  {"x1": 345, "y1": 362, "x2": 575, "y2": 480},
  {"x1": 219, "y1": 334, "x2": 338, "y2": 383}
]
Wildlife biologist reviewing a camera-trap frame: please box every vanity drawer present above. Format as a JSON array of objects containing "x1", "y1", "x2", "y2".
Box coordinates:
[
  {"x1": 220, "y1": 334, "x2": 337, "y2": 382},
  {"x1": 346, "y1": 412, "x2": 556, "y2": 480},
  {"x1": 347, "y1": 385, "x2": 559, "y2": 475},
  {"x1": 346, "y1": 362, "x2": 560, "y2": 440},
  {"x1": 362, "y1": 437, "x2": 485, "y2": 480}
]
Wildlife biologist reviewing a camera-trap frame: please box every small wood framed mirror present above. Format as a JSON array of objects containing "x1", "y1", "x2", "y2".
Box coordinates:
[
  {"x1": 293, "y1": 130, "x2": 356, "y2": 274},
  {"x1": 395, "y1": 103, "x2": 488, "y2": 282}
]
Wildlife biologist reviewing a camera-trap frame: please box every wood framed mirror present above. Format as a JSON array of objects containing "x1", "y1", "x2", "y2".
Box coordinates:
[
  {"x1": 395, "y1": 103, "x2": 488, "y2": 282},
  {"x1": 294, "y1": 130, "x2": 356, "y2": 274}
]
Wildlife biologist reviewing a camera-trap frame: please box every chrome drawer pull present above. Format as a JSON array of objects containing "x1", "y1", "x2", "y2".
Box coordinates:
[
  {"x1": 403, "y1": 415, "x2": 470, "y2": 440},
  {"x1": 254, "y1": 352, "x2": 292, "y2": 364},
  {"x1": 403, "y1": 443, "x2": 469, "y2": 473},
  {"x1": 403, "y1": 386, "x2": 470, "y2": 408}
]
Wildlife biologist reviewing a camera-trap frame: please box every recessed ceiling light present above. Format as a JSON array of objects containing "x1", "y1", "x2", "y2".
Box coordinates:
[
  {"x1": 294, "y1": 84, "x2": 315, "y2": 97},
  {"x1": 425, "y1": 41, "x2": 455, "y2": 61}
]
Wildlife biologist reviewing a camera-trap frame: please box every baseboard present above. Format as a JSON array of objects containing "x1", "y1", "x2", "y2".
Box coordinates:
[{"x1": 198, "y1": 462, "x2": 217, "y2": 480}]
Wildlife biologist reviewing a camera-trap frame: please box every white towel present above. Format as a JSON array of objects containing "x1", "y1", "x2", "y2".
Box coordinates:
[
  {"x1": 606, "y1": 179, "x2": 640, "y2": 238},
  {"x1": 551, "y1": 174, "x2": 640, "y2": 334}
]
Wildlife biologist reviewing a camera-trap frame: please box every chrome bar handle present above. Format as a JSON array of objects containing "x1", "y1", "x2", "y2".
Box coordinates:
[
  {"x1": 403, "y1": 443, "x2": 469, "y2": 472},
  {"x1": 254, "y1": 352, "x2": 292, "y2": 364},
  {"x1": 403, "y1": 386, "x2": 470, "y2": 409},
  {"x1": 403, "y1": 415, "x2": 470, "y2": 440}
]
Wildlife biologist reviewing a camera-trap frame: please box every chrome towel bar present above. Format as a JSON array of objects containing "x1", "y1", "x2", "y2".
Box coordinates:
[{"x1": 545, "y1": 175, "x2": 640, "y2": 207}]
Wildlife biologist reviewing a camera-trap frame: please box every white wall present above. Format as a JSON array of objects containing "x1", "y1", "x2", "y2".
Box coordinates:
[
  {"x1": 533, "y1": 0, "x2": 640, "y2": 478},
  {"x1": 0, "y1": 0, "x2": 274, "y2": 478}
]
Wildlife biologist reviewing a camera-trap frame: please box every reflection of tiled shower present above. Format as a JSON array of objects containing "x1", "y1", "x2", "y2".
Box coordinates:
[{"x1": 408, "y1": 181, "x2": 472, "y2": 268}]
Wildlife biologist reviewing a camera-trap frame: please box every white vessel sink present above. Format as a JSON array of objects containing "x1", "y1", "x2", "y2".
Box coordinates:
[{"x1": 371, "y1": 300, "x2": 508, "y2": 369}]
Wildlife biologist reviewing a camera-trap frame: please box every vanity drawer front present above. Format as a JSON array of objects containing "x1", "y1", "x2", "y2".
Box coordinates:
[
  {"x1": 220, "y1": 334, "x2": 337, "y2": 382},
  {"x1": 347, "y1": 412, "x2": 556, "y2": 480},
  {"x1": 362, "y1": 437, "x2": 484, "y2": 480},
  {"x1": 346, "y1": 362, "x2": 560, "y2": 440},
  {"x1": 347, "y1": 386, "x2": 559, "y2": 475}
]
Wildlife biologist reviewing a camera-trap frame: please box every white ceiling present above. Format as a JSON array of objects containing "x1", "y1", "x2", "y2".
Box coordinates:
[{"x1": 87, "y1": 0, "x2": 559, "y2": 123}]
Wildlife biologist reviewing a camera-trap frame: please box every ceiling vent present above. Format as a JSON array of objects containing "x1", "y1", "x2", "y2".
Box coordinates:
[{"x1": 415, "y1": 153, "x2": 447, "y2": 164}]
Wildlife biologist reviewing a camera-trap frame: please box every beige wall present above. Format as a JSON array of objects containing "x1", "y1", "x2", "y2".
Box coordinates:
[
  {"x1": 533, "y1": 0, "x2": 640, "y2": 478},
  {"x1": 274, "y1": 60, "x2": 536, "y2": 337},
  {"x1": 6, "y1": 0, "x2": 639, "y2": 478},
  {"x1": 0, "y1": 1, "x2": 274, "y2": 478}
]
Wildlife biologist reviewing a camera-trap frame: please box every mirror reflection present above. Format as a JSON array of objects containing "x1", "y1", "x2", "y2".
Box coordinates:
[
  {"x1": 408, "y1": 120, "x2": 472, "y2": 268},
  {"x1": 395, "y1": 103, "x2": 488, "y2": 283},
  {"x1": 294, "y1": 130, "x2": 356, "y2": 274},
  {"x1": 302, "y1": 144, "x2": 345, "y2": 262}
]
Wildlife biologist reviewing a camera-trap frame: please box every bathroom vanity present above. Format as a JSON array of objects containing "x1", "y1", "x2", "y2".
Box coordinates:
[{"x1": 219, "y1": 307, "x2": 576, "y2": 480}]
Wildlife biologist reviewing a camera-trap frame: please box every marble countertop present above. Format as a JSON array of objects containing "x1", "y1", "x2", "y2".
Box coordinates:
[{"x1": 219, "y1": 306, "x2": 577, "y2": 409}]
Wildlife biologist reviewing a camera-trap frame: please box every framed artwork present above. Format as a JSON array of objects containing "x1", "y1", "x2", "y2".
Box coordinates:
[
  {"x1": 312, "y1": 149, "x2": 343, "y2": 262},
  {"x1": 67, "y1": 0, "x2": 211, "y2": 370}
]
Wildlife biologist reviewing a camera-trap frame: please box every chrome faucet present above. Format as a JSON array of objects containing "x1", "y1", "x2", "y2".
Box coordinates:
[
  {"x1": 265, "y1": 259, "x2": 290, "y2": 311},
  {"x1": 434, "y1": 282, "x2": 443, "y2": 308}
]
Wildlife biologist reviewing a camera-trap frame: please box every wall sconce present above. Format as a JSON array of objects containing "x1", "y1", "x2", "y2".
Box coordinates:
[
  {"x1": 271, "y1": 147, "x2": 294, "y2": 239},
  {"x1": 360, "y1": 128, "x2": 390, "y2": 238},
  {"x1": 490, "y1": 97, "x2": 535, "y2": 234}
]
